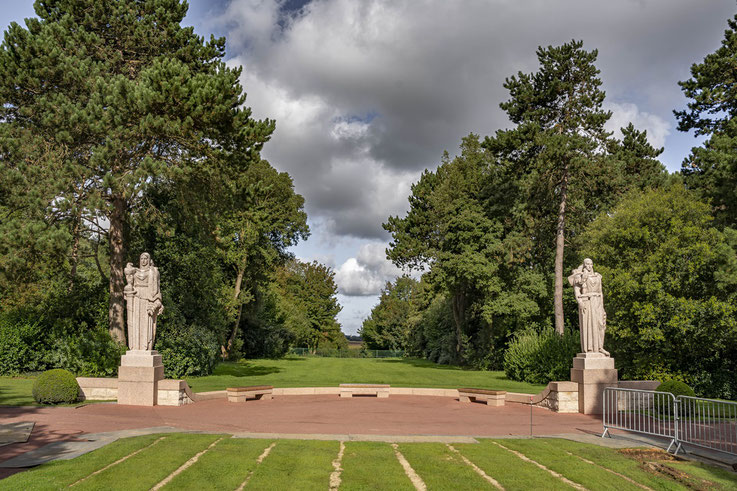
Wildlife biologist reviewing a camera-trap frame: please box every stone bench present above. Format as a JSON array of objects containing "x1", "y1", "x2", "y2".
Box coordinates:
[
  {"x1": 227, "y1": 385, "x2": 274, "y2": 402},
  {"x1": 339, "y1": 384, "x2": 390, "y2": 398},
  {"x1": 458, "y1": 388, "x2": 506, "y2": 406}
]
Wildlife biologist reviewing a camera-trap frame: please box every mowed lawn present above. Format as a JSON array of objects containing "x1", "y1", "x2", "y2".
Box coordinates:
[
  {"x1": 2, "y1": 434, "x2": 736, "y2": 490},
  {"x1": 185, "y1": 357, "x2": 546, "y2": 394},
  {"x1": 0, "y1": 358, "x2": 544, "y2": 406}
]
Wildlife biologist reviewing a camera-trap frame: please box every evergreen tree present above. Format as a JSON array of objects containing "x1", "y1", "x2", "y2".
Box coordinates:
[
  {"x1": 675, "y1": 10, "x2": 737, "y2": 228},
  {"x1": 0, "y1": 0, "x2": 274, "y2": 343},
  {"x1": 489, "y1": 40, "x2": 614, "y2": 334}
]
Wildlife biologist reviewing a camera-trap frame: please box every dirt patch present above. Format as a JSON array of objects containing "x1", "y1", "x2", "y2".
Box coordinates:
[
  {"x1": 619, "y1": 449, "x2": 718, "y2": 490},
  {"x1": 618, "y1": 448, "x2": 678, "y2": 462}
]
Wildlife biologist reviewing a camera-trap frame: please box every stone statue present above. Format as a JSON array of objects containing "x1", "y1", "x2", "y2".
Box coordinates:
[
  {"x1": 124, "y1": 252, "x2": 164, "y2": 351},
  {"x1": 568, "y1": 258, "x2": 609, "y2": 356}
]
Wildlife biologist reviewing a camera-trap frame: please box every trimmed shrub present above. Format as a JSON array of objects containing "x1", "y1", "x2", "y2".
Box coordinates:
[
  {"x1": 504, "y1": 327, "x2": 579, "y2": 385},
  {"x1": 656, "y1": 380, "x2": 696, "y2": 398},
  {"x1": 32, "y1": 369, "x2": 80, "y2": 404}
]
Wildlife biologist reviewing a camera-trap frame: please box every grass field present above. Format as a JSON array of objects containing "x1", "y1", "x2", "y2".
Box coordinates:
[
  {"x1": 0, "y1": 357, "x2": 544, "y2": 406},
  {"x1": 185, "y1": 357, "x2": 546, "y2": 394},
  {"x1": 2, "y1": 434, "x2": 735, "y2": 490}
]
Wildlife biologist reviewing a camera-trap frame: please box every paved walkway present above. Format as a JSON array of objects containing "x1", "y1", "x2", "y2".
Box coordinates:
[{"x1": 0, "y1": 395, "x2": 605, "y2": 478}]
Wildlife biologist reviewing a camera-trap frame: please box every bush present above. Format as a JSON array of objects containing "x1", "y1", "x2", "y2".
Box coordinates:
[
  {"x1": 46, "y1": 327, "x2": 126, "y2": 377},
  {"x1": 656, "y1": 380, "x2": 696, "y2": 398},
  {"x1": 32, "y1": 369, "x2": 80, "y2": 404},
  {"x1": 0, "y1": 318, "x2": 49, "y2": 375},
  {"x1": 504, "y1": 327, "x2": 579, "y2": 385},
  {"x1": 155, "y1": 324, "x2": 220, "y2": 378}
]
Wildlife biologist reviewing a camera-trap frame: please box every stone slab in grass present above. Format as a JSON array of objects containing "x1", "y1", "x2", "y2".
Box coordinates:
[
  {"x1": 72, "y1": 433, "x2": 222, "y2": 491},
  {"x1": 246, "y1": 439, "x2": 338, "y2": 490},
  {"x1": 160, "y1": 438, "x2": 275, "y2": 490},
  {"x1": 453, "y1": 440, "x2": 572, "y2": 490},
  {"x1": 0, "y1": 434, "x2": 163, "y2": 490},
  {"x1": 396, "y1": 442, "x2": 491, "y2": 490},
  {"x1": 340, "y1": 441, "x2": 415, "y2": 491},
  {"x1": 0, "y1": 426, "x2": 182, "y2": 468},
  {"x1": 0, "y1": 422, "x2": 33, "y2": 447}
]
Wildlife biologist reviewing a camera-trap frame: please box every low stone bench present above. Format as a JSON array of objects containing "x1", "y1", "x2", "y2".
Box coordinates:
[
  {"x1": 227, "y1": 385, "x2": 273, "y2": 402},
  {"x1": 339, "y1": 384, "x2": 390, "y2": 398},
  {"x1": 458, "y1": 388, "x2": 506, "y2": 406}
]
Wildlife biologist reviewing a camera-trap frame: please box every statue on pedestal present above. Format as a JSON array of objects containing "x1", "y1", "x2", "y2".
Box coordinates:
[
  {"x1": 124, "y1": 252, "x2": 164, "y2": 351},
  {"x1": 568, "y1": 258, "x2": 609, "y2": 356}
]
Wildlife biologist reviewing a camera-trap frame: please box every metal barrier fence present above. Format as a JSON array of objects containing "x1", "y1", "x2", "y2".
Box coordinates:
[
  {"x1": 289, "y1": 348, "x2": 404, "y2": 358},
  {"x1": 602, "y1": 387, "x2": 737, "y2": 456}
]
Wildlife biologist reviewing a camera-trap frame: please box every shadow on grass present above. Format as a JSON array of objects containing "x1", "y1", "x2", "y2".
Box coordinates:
[
  {"x1": 212, "y1": 362, "x2": 282, "y2": 377},
  {"x1": 376, "y1": 358, "x2": 473, "y2": 371}
]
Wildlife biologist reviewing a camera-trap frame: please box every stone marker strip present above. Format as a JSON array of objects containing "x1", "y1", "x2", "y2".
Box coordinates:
[
  {"x1": 565, "y1": 451, "x2": 653, "y2": 491},
  {"x1": 329, "y1": 440, "x2": 346, "y2": 490},
  {"x1": 151, "y1": 437, "x2": 224, "y2": 491},
  {"x1": 492, "y1": 441, "x2": 587, "y2": 491},
  {"x1": 391, "y1": 443, "x2": 427, "y2": 491},
  {"x1": 69, "y1": 436, "x2": 168, "y2": 487},
  {"x1": 447, "y1": 444, "x2": 504, "y2": 490},
  {"x1": 235, "y1": 441, "x2": 277, "y2": 491}
]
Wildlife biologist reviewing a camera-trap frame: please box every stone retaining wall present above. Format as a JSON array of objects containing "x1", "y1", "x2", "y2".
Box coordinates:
[{"x1": 76, "y1": 377, "x2": 195, "y2": 406}]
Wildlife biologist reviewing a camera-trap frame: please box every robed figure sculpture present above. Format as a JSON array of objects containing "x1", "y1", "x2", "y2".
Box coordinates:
[
  {"x1": 124, "y1": 252, "x2": 164, "y2": 351},
  {"x1": 568, "y1": 258, "x2": 609, "y2": 356}
]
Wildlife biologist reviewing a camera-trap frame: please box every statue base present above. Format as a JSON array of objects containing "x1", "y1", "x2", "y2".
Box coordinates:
[
  {"x1": 117, "y1": 350, "x2": 164, "y2": 406},
  {"x1": 570, "y1": 352, "x2": 617, "y2": 415}
]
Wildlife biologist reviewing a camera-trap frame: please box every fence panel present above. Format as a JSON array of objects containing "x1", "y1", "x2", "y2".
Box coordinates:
[
  {"x1": 677, "y1": 395, "x2": 737, "y2": 456},
  {"x1": 602, "y1": 387, "x2": 679, "y2": 453}
]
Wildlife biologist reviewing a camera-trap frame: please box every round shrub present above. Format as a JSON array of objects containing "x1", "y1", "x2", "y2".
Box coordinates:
[
  {"x1": 656, "y1": 380, "x2": 695, "y2": 398},
  {"x1": 32, "y1": 369, "x2": 80, "y2": 404}
]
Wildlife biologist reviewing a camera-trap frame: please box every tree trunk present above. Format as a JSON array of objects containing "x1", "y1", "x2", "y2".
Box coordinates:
[
  {"x1": 554, "y1": 165, "x2": 568, "y2": 335},
  {"x1": 451, "y1": 289, "x2": 466, "y2": 363},
  {"x1": 68, "y1": 214, "x2": 80, "y2": 292},
  {"x1": 221, "y1": 261, "x2": 246, "y2": 359},
  {"x1": 108, "y1": 196, "x2": 127, "y2": 345}
]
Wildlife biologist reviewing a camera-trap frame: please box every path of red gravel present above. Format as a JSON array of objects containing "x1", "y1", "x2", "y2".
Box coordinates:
[{"x1": 0, "y1": 395, "x2": 603, "y2": 479}]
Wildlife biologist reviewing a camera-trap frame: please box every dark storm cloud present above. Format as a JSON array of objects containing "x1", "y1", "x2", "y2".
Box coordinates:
[{"x1": 211, "y1": 0, "x2": 734, "y2": 240}]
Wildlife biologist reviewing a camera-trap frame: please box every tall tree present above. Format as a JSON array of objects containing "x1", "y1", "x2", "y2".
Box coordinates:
[
  {"x1": 0, "y1": 0, "x2": 274, "y2": 343},
  {"x1": 491, "y1": 40, "x2": 613, "y2": 334},
  {"x1": 215, "y1": 159, "x2": 309, "y2": 358},
  {"x1": 675, "y1": 11, "x2": 737, "y2": 228}
]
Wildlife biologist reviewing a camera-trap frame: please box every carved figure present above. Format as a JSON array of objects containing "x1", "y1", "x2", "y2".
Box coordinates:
[
  {"x1": 568, "y1": 258, "x2": 609, "y2": 356},
  {"x1": 124, "y1": 252, "x2": 164, "y2": 350}
]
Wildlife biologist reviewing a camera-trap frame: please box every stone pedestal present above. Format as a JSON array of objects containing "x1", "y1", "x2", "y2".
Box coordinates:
[
  {"x1": 117, "y1": 350, "x2": 164, "y2": 406},
  {"x1": 570, "y1": 353, "x2": 617, "y2": 415}
]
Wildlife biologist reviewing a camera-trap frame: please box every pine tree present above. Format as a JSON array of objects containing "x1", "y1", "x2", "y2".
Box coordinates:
[
  {"x1": 0, "y1": 0, "x2": 274, "y2": 343},
  {"x1": 675, "y1": 11, "x2": 737, "y2": 228},
  {"x1": 490, "y1": 40, "x2": 613, "y2": 334}
]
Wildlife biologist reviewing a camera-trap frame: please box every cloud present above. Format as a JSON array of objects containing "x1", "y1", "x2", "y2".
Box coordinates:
[
  {"x1": 334, "y1": 242, "x2": 404, "y2": 296},
  {"x1": 215, "y1": 0, "x2": 733, "y2": 240},
  {"x1": 604, "y1": 101, "x2": 671, "y2": 149}
]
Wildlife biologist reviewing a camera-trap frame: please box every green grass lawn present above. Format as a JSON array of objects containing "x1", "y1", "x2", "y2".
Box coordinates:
[
  {"x1": 0, "y1": 357, "x2": 544, "y2": 406},
  {"x1": 2, "y1": 435, "x2": 736, "y2": 490},
  {"x1": 185, "y1": 357, "x2": 546, "y2": 394}
]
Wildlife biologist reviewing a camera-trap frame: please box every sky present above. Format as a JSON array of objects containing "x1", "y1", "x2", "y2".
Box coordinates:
[{"x1": 2, "y1": 1, "x2": 734, "y2": 335}]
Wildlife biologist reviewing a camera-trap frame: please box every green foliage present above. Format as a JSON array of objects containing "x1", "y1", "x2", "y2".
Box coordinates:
[
  {"x1": 361, "y1": 276, "x2": 418, "y2": 351},
  {"x1": 0, "y1": 317, "x2": 46, "y2": 375},
  {"x1": 32, "y1": 369, "x2": 79, "y2": 404},
  {"x1": 656, "y1": 380, "x2": 696, "y2": 398},
  {"x1": 272, "y1": 259, "x2": 344, "y2": 352},
  {"x1": 503, "y1": 328, "x2": 579, "y2": 385},
  {"x1": 155, "y1": 324, "x2": 220, "y2": 379},
  {"x1": 675, "y1": 12, "x2": 737, "y2": 229},
  {"x1": 579, "y1": 186, "x2": 737, "y2": 398},
  {"x1": 47, "y1": 326, "x2": 126, "y2": 377}
]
